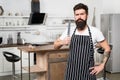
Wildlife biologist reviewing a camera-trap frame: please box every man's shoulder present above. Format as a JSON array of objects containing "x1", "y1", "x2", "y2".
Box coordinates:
[
  {"x1": 88, "y1": 25, "x2": 102, "y2": 34},
  {"x1": 89, "y1": 25, "x2": 100, "y2": 31}
]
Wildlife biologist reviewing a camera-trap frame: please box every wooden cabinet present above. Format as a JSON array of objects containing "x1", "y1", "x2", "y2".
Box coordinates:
[
  {"x1": 48, "y1": 51, "x2": 68, "y2": 80},
  {"x1": 49, "y1": 62, "x2": 67, "y2": 80},
  {"x1": 18, "y1": 45, "x2": 69, "y2": 80}
]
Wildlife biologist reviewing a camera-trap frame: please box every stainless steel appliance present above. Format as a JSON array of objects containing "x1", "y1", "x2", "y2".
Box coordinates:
[{"x1": 101, "y1": 14, "x2": 120, "y2": 73}]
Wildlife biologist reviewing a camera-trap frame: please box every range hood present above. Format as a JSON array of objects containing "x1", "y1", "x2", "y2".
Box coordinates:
[
  {"x1": 31, "y1": 0, "x2": 40, "y2": 13},
  {"x1": 28, "y1": 0, "x2": 46, "y2": 25},
  {"x1": 28, "y1": 12, "x2": 46, "y2": 25}
]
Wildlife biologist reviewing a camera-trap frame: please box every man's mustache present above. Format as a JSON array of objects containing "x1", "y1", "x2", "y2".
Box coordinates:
[{"x1": 76, "y1": 18, "x2": 85, "y2": 22}]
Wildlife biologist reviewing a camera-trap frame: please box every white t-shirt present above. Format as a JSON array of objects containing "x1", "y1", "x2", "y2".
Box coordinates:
[{"x1": 60, "y1": 25, "x2": 105, "y2": 47}]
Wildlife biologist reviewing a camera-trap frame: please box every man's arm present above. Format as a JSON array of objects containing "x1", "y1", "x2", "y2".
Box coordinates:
[
  {"x1": 54, "y1": 38, "x2": 63, "y2": 49},
  {"x1": 90, "y1": 39, "x2": 111, "y2": 75},
  {"x1": 54, "y1": 37, "x2": 71, "y2": 49},
  {"x1": 99, "y1": 39, "x2": 111, "y2": 66}
]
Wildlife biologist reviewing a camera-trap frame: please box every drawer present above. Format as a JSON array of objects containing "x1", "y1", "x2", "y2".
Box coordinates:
[{"x1": 49, "y1": 52, "x2": 68, "y2": 59}]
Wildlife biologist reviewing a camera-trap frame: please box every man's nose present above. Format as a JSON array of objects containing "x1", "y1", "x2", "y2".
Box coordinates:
[{"x1": 78, "y1": 16, "x2": 82, "y2": 20}]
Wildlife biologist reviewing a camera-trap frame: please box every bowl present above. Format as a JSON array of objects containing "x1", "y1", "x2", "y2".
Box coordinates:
[{"x1": 0, "y1": 37, "x2": 3, "y2": 44}]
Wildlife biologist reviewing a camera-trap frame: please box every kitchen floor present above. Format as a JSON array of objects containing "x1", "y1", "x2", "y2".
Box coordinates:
[
  {"x1": 97, "y1": 72, "x2": 120, "y2": 80},
  {"x1": 0, "y1": 72, "x2": 120, "y2": 80}
]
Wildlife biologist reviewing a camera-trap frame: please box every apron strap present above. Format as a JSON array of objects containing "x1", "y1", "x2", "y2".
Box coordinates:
[
  {"x1": 88, "y1": 26, "x2": 94, "y2": 60},
  {"x1": 88, "y1": 26, "x2": 94, "y2": 49}
]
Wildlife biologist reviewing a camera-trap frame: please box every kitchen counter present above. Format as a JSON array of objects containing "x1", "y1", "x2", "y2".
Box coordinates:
[
  {"x1": 0, "y1": 42, "x2": 54, "y2": 48},
  {"x1": 18, "y1": 44, "x2": 69, "y2": 52},
  {"x1": 0, "y1": 44, "x2": 29, "y2": 48},
  {"x1": 18, "y1": 44, "x2": 69, "y2": 80}
]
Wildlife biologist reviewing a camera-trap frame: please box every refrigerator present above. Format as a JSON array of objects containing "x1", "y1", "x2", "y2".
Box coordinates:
[{"x1": 101, "y1": 14, "x2": 120, "y2": 73}]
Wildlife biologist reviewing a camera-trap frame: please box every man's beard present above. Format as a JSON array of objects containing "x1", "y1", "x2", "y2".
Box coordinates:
[{"x1": 75, "y1": 18, "x2": 87, "y2": 30}]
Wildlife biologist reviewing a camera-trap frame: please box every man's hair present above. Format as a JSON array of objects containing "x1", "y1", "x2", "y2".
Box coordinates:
[{"x1": 73, "y1": 3, "x2": 88, "y2": 14}]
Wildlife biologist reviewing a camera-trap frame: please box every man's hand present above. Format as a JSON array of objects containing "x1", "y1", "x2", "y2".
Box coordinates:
[
  {"x1": 61, "y1": 37, "x2": 71, "y2": 45},
  {"x1": 89, "y1": 64, "x2": 104, "y2": 75},
  {"x1": 54, "y1": 37, "x2": 71, "y2": 49}
]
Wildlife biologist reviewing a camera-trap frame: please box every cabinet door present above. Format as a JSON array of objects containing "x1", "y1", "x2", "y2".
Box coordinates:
[
  {"x1": 48, "y1": 51, "x2": 68, "y2": 80},
  {"x1": 0, "y1": 48, "x2": 4, "y2": 72}
]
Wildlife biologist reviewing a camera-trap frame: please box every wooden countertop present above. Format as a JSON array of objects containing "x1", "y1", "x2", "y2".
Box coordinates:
[
  {"x1": 0, "y1": 44, "x2": 29, "y2": 48},
  {"x1": 18, "y1": 44, "x2": 69, "y2": 53}
]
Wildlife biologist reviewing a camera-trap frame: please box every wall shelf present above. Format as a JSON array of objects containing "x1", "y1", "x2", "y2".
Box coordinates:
[{"x1": 0, "y1": 16, "x2": 29, "y2": 27}]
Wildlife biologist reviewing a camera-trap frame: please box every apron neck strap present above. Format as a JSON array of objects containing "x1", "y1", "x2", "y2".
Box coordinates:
[{"x1": 73, "y1": 25, "x2": 91, "y2": 36}]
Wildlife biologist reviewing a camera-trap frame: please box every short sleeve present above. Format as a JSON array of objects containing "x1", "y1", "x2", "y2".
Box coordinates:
[{"x1": 95, "y1": 29, "x2": 105, "y2": 42}]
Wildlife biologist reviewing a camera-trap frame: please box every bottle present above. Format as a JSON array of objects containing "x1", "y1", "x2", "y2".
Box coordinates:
[
  {"x1": 17, "y1": 32, "x2": 22, "y2": 45},
  {"x1": 7, "y1": 34, "x2": 13, "y2": 44},
  {"x1": 17, "y1": 32, "x2": 25, "y2": 45}
]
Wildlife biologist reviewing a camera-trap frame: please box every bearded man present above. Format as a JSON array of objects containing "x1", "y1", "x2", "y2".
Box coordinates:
[{"x1": 54, "y1": 3, "x2": 110, "y2": 80}]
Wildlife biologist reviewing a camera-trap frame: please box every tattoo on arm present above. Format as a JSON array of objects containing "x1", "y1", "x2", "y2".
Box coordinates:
[
  {"x1": 103, "y1": 52, "x2": 110, "y2": 58},
  {"x1": 101, "y1": 52, "x2": 110, "y2": 65}
]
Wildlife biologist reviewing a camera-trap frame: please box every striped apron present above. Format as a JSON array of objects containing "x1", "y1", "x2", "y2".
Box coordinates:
[{"x1": 64, "y1": 27, "x2": 96, "y2": 80}]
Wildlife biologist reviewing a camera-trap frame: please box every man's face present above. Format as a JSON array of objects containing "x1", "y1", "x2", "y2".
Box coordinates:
[{"x1": 74, "y1": 9, "x2": 88, "y2": 30}]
